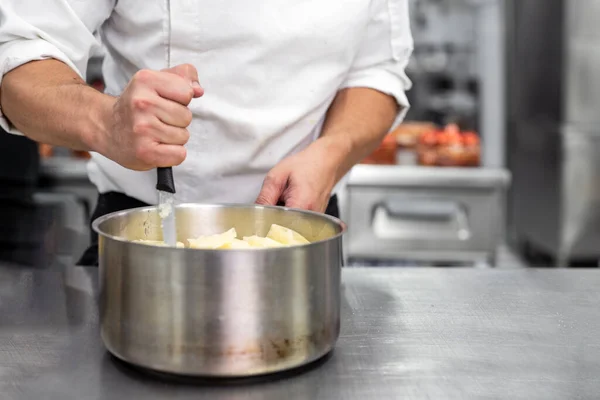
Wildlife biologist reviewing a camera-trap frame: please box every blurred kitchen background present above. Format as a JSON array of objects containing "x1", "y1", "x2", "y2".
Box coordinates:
[{"x1": 2, "y1": 0, "x2": 599, "y2": 268}]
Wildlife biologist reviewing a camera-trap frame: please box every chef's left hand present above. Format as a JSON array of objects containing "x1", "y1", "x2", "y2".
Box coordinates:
[{"x1": 255, "y1": 139, "x2": 341, "y2": 212}]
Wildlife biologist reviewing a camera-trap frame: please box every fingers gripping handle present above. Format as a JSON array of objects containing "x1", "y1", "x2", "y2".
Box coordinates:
[{"x1": 156, "y1": 167, "x2": 176, "y2": 193}]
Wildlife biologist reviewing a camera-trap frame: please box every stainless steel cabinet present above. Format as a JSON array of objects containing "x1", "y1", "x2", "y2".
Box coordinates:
[
  {"x1": 344, "y1": 165, "x2": 510, "y2": 265},
  {"x1": 506, "y1": 0, "x2": 600, "y2": 265}
]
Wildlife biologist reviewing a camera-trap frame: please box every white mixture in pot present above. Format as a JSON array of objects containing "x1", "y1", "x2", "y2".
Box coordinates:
[{"x1": 134, "y1": 224, "x2": 310, "y2": 249}]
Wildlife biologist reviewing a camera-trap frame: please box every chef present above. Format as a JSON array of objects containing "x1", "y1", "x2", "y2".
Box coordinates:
[{"x1": 0, "y1": 0, "x2": 413, "y2": 265}]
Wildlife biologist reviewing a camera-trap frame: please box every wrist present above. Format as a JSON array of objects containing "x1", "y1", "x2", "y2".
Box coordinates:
[
  {"x1": 309, "y1": 135, "x2": 354, "y2": 181},
  {"x1": 81, "y1": 90, "x2": 116, "y2": 155}
]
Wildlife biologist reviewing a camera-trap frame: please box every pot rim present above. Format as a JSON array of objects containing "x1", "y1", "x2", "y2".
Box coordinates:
[{"x1": 92, "y1": 202, "x2": 347, "y2": 252}]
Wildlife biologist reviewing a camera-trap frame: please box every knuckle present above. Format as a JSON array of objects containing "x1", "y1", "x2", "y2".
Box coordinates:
[
  {"x1": 265, "y1": 172, "x2": 277, "y2": 182},
  {"x1": 285, "y1": 201, "x2": 299, "y2": 209},
  {"x1": 181, "y1": 128, "x2": 191, "y2": 143},
  {"x1": 134, "y1": 144, "x2": 153, "y2": 164},
  {"x1": 174, "y1": 84, "x2": 194, "y2": 105},
  {"x1": 255, "y1": 195, "x2": 268, "y2": 205},
  {"x1": 132, "y1": 120, "x2": 153, "y2": 136},
  {"x1": 173, "y1": 147, "x2": 187, "y2": 165},
  {"x1": 183, "y1": 108, "x2": 193, "y2": 126},
  {"x1": 131, "y1": 96, "x2": 153, "y2": 112},
  {"x1": 265, "y1": 173, "x2": 283, "y2": 187},
  {"x1": 133, "y1": 69, "x2": 154, "y2": 84},
  {"x1": 182, "y1": 63, "x2": 196, "y2": 76},
  {"x1": 184, "y1": 87, "x2": 194, "y2": 103}
]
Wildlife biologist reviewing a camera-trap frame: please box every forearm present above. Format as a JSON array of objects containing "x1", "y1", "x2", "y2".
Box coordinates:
[
  {"x1": 0, "y1": 59, "x2": 114, "y2": 151},
  {"x1": 315, "y1": 87, "x2": 399, "y2": 182}
]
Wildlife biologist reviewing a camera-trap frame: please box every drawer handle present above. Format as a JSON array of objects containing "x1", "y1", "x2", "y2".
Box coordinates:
[
  {"x1": 380, "y1": 199, "x2": 460, "y2": 221},
  {"x1": 372, "y1": 199, "x2": 471, "y2": 241}
]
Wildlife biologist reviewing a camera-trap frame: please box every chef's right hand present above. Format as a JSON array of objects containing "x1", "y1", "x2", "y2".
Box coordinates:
[{"x1": 98, "y1": 64, "x2": 204, "y2": 171}]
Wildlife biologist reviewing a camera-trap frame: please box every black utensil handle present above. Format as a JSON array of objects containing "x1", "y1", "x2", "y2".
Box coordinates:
[{"x1": 156, "y1": 167, "x2": 176, "y2": 193}]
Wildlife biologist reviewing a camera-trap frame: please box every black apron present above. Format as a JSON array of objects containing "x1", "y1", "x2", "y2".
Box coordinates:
[
  {"x1": 77, "y1": 192, "x2": 340, "y2": 266},
  {"x1": 0, "y1": 131, "x2": 46, "y2": 265}
]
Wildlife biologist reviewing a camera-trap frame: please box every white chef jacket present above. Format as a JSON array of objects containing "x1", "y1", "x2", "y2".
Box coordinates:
[{"x1": 0, "y1": 0, "x2": 413, "y2": 205}]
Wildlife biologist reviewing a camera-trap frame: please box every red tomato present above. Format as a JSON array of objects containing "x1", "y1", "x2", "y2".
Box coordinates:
[
  {"x1": 420, "y1": 131, "x2": 438, "y2": 147},
  {"x1": 447, "y1": 133, "x2": 463, "y2": 146},
  {"x1": 381, "y1": 133, "x2": 396, "y2": 146},
  {"x1": 418, "y1": 150, "x2": 438, "y2": 166},
  {"x1": 445, "y1": 123, "x2": 461, "y2": 136},
  {"x1": 462, "y1": 132, "x2": 480, "y2": 147},
  {"x1": 437, "y1": 131, "x2": 451, "y2": 147}
]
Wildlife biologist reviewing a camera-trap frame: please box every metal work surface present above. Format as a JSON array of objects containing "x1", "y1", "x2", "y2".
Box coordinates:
[{"x1": 2, "y1": 265, "x2": 600, "y2": 399}]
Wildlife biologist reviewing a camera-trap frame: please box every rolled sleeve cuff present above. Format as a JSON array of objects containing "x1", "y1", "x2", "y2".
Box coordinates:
[
  {"x1": 340, "y1": 67, "x2": 411, "y2": 131},
  {"x1": 0, "y1": 39, "x2": 81, "y2": 135}
]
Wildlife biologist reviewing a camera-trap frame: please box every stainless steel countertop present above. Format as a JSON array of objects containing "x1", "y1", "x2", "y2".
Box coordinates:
[{"x1": 2, "y1": 265, "x2": 600, "y2": 399}]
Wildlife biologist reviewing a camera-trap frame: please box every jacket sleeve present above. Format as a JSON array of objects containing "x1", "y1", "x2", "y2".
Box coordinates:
[
  {"x1": 0, "y1": 0, "x2": 115, "y2": 133},
  {"x1": 340, "y1": 0, "x2": 414, "y2": 129}
]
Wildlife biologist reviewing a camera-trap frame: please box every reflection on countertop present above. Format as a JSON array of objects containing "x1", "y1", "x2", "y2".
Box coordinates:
[
  {"x1": 0, "y1": 189, "x2": 90, "y2": 267},
  {"x1": 2, "y1": 264, "x2": 600, "y2": 399}
]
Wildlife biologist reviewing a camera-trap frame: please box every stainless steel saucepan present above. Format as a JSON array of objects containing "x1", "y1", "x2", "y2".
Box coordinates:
[{"x1": 93, "y1": 203, "x2": 346, "y2": 377}]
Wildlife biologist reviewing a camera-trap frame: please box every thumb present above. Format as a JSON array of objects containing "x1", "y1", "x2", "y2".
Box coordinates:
[
  {"x1": 256, "y1": 173, "x2": 288, "y2": 206},
  {"x1": 163, "y1": 63, "x2": 204, "y2": 98}
]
